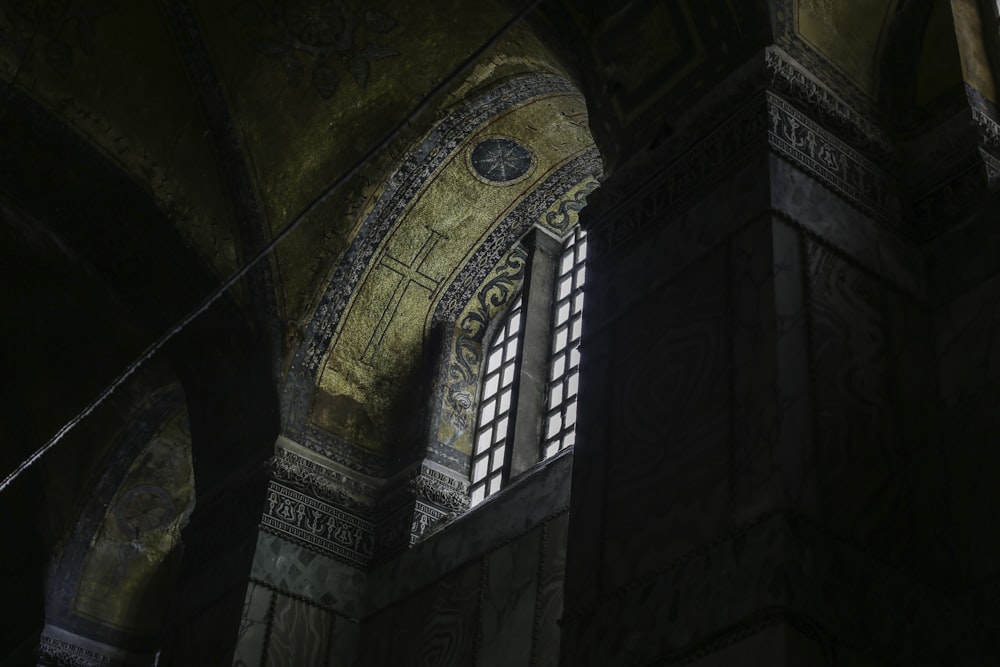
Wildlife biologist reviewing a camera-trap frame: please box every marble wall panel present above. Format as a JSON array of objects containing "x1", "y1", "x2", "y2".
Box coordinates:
[
  {"x1": 805, "y1": 240, "x2": 911, "y2": 556},
  {"x1": 924, "y1": 200, "x2": 1000, "y2": 302},
  {"x1": 589, "y1": 153, "x2": 771, "y2": 332},
  {"x1": 533, "y1": 513, "x2": 569, "y2": 667},
  {"x1": 328, "y1": 615, "x2": 360, "y2": 667},
  {"x1": 941, "y1": 385, "x2": 1000, "y2": 586},
  {"x1": 354, "y1": 604, "x2": 394, "y2": 666},
  {"x1": 250, "y1": 531, "x2": 365, "y2": 616},
  {"x1": 769, "y1": 156, "x2": 925, "y2": 299},
  {"x1": 883, "y1": 283, "x2": 950, "y2": 583},
  {"x1": 933, "y1": 271, "x2": 1000, "y2": 402},
  {"x1": 232, "y1": 582, "x2": 272, "y2": 667},
  {"x1": 562, "y1": 324, "x2": 610, "y2": 614},
  {"x1": 266, "y1": 595, "x2": 333, "y2": 667},
  {"x1": 562, "y1": 513, "x2": 947, "y2": 667},
  {"x1": 730, "y1": 217, "x2": 781, "y2": 518},
  {"x1": 360, "y1": 560, "x2": 483, "y2": 666},
  {"x1": 771, "y1": 219, "x2": 818, "y2": 512},
  {"x1": 602, "y1": 248, "x2": 731, "y2": 592},
  {"x1": 477, "y1": 528, "x2": 541, "y2": 667},
  {"x1": 663, "y1": 620, "x2": 827, "y2": 666}
]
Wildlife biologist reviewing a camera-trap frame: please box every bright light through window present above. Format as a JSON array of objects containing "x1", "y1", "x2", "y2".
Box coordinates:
[
  {"x1": 542, "y1": 227, "x2": 587, "y2": 459},
  {"x1": 469, "y1": 227, "x2": 588, "y2": 508},
  {"x1": 470, "y1": 296, "x2": 523, "y2": 507}
]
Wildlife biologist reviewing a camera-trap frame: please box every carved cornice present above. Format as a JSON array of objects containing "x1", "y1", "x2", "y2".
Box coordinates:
[
  {"x1": 766, "y1": 93, "x2": 898, "y2": 225},
  {"x1": 410, "y1": 464, "x2": 470, "y2": 513},
  {"x1": 270, "y1": 447, "x2": 376, "y2": 511},
  {"x1": 765, "y1": 46, "x2": 891, "y2": 155}
]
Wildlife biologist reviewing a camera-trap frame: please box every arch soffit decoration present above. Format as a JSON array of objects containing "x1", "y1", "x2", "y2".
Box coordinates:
[
  {"x1": 280, "y1": 71, "x2": 601, "y2": 474},
  {"x1": 45, "y1": 382, "x2": 193, "y2": 656}
]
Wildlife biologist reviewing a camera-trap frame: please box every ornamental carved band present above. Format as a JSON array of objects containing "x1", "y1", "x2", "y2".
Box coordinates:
[
  {"x1": 37, "y1": 635, "x2": 111, "y2": 667},
  {"x1": 261, "y1": 481, "x2": 375, "y2": 566},
  {"x1": 410, "y1": 465, "x2": 470, "y2": 513},
  {"x1": 270, "y1": 447, "x2": 375, "y2": 511}
]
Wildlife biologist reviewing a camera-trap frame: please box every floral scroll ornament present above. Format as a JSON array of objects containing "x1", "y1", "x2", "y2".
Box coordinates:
[{"x1": 232, "y1": 0, "x2": 398, "y2": 98}]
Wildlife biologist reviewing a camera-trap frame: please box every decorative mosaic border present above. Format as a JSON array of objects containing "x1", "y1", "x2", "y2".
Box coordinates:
[
  {"x1": 431, "y1": 149, "x2": 602, "y2": 325},
  {"x1": 261, "y1": 482, "x2": 375, "y2": 567}
]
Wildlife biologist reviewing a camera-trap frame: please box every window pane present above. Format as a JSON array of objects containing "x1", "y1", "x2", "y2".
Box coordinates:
[
  {"x1": 487, "y1": 348, "x2": 503, "y2": 372},
  {"x1": 546, "y1": 414, "x2": 561, "y2": 438},
  {"x1": 498, "y1": 388, "x2": 512, "y2": 414},
  {"x1": 559, "y1": 276, "x2": 573, "y2": 299},
  {"x1": 475, "y1": 431, "x2": 492, "y2": 454},
  {"x1": 556, "y1": 302, "x2": 571, "y2": 326},
  {"x1": 555, "y1": 328, "x2": 568, "y2": 351},
  {"x1": 567, "y1": 372, "x2": 579, "y2": 398},
  {"x1": 480, "y1": 398, "x2": 495, "y2": 423},
  {"x1": 508, "y1": 310, "x2": 521, "y2": 332},
  {"x1": 542, "y1": 226, "x2": 587, "y2": 459},
  {"x1": 470, "y1": 295, "x2": 524, "y2": 506},
  {"x1": 501, "y1": 361, "x2": 516, "y2": 387},
  {"x1": 474, "y1": 456, "x2": 489, "y2": 480}
]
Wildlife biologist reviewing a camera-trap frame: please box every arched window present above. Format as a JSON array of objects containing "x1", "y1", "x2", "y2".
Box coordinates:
[{"x1": 469, "y1": 227, "x2": 588, "y2": 506}]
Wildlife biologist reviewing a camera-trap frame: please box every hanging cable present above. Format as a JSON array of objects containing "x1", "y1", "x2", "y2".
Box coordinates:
[{"x1": 0, "y1": 0, "x2": 543, "y2": 494}]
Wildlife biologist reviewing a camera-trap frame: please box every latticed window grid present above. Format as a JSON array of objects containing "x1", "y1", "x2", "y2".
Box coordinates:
[
  {"x1": 542, "y1": 227, "x2": 587, "y2": 459},
  {"x1": 470, "y1": 296, "x2": 523, "y2": 507}
]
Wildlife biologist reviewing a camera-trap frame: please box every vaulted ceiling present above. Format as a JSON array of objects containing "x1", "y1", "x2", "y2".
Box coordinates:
[{"x1": 1, "y1": 0, "x2": 998, "y2": 659}]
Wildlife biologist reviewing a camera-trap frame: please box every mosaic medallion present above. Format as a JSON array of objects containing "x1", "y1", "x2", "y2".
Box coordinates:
[
  {"x1": 470, "y1": 138, "x2": 533, "y2": 184},
  {"x1": 115, "y1": 484, "x2": 174, "y2": 536}
]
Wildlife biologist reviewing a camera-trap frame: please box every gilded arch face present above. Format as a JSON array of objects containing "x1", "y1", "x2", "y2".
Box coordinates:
[{"x1": 289, "y1": 71, "x2": 601, "y2": 461}]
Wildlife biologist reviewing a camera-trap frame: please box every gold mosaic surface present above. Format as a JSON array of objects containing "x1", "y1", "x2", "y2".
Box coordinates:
[{"x1": 312, "y1": 90, "x2": 594, "y2": 452}]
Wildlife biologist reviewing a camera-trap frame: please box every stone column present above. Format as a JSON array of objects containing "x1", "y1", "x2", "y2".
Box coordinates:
[
  {"x1": 560, "y1": 80, "x2": 1000, "y2": 665},
  {"x1": 509, "y1": 227, "x2": 563, "y2": 478}
]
